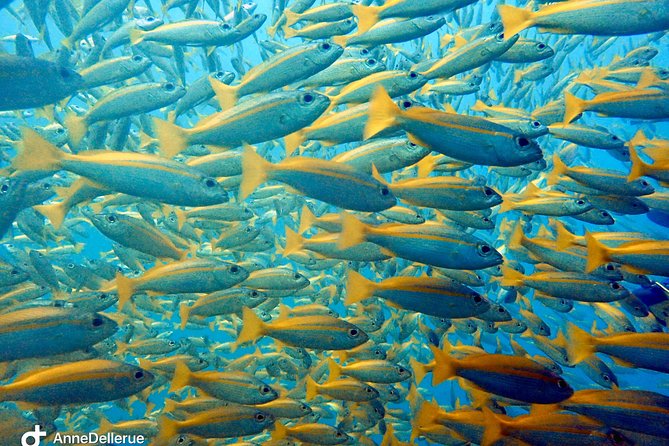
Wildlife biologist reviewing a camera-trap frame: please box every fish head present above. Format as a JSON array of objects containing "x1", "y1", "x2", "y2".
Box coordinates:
[
  {"x1": 54, "y1": 64, "x2": 84, "y2": 93},
  {"x1": 196, "y1": 176, "x2": 230, "y2": 205},
  {"x1": 209, "y1": 70, "x2": 235, "y2": 85},
  {"x1": 630, "y1": 177, "x2": 655, "y2": 196},
  {"x1": 534, "y1": 41, "x2": 555, "y2": 58},
  {"x1": 511, "y1": 135, "x2": 544, "y2": 165}
]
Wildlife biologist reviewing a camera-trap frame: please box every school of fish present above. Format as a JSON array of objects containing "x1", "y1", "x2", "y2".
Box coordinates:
[{"x1": 1, "y1": 0, "x2": 669, "y2": 444}]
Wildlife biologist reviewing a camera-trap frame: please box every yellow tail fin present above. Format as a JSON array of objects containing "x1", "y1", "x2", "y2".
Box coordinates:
[
  {"x1": 429, "y1": 344, "x2": 457, "y2": 386},
  {"x1": 239, "y1": 145, "x2": 271, "y2": 201},
  {"x1": 283, "y1": 9, "x2": 301, "y2": 27},
  {"x1": 128, "y1": 28, "x2": 145, "y2": 45},
  {"x1": 498, "y1": 4, "x2": 534, "y2": 39},
  {"x1": 566, "y1": 322, "x2": 596, "y2": 364},
  {"x1": 14, "y1": 128, "x2": 64, "y2": 171},
  {"x1": 344, "y1": 270, "x2": 377, "y2": 305},
  {"x1": 563, "y1": 92, "x2": 586, "y2": 124},
  {"x1": 34, "y1": 202, "x2": 67, "y2": 230},
  {"x1": 409, "y1": 357, "x2": 429, "y2": 385},
  {"x1": 628, "y1": 146, "x2": 647, "y2": 181},
  {"x1": 353, "y1": 4, "x2": 380, "y2": 34},
  {"x1": 338, "y1": 212, "x2": 367, "y2": 250},
  {"x1": 555, "y1": 220, "x2": 579, "y2": 250},
  {"x1": 298, "y1": 205, "x2": 317, "y2": 234},
  {"x1": 481, "y1": 406, "x2": 507, "y2": 446},
  {"x1": 115, "y1": 272, "x2": 136, "y2": 310},
  {"x1": 169, "y1": 360, "x2": 192, "y2": 393},
  {"x1": 327, "y1": 357, "x2": 342, "y2": 381},
  {"x1": 154, "y1": 416, "x2": 179, "y2": 446},
  {"x1": 304, "y1": 375, "x2": 319, "y2": 401},
  {"x1": 210, "y1": 77, "x2": 239, "y2": 110},
  {"x1": 153, "y1": 118, "x2": 188, "y2": 158},
  {"x1": 548, "y1": 153, "x2": 569, "y2": 185},
  {"x1": 500, "y1": 265, "x2": 525, "y2": 287},
  {"x1": 236, "y1": 307, "x2": 267, "y2": 346},
  {"x1": 64, "y1": 113, "x2": 88, "y2": 146},
  {"x1": 283, "y1": 226, "x2": 304, "y2": 257},
  {"x1": 179, "y1": 303, "x2": 191, "y2": 330},
  {"x1": 364, "y1": 87, "x2": 401, "y2": 140},
  {"x1": 584, "y1": 231, "x2": 610, "y2": 273},
  {"x1": 332, "y1": 35, "x2": 349, "y2": 48}
]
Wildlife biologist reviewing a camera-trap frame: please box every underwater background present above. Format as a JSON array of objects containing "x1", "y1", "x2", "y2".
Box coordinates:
[{"x1": 1, "y1": 0, "x2": 669, "y2": 445}]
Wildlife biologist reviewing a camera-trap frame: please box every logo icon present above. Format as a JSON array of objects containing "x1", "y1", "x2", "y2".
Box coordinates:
[{"x1": 21, "y1": 425, "x2": 47, "y2": 446}]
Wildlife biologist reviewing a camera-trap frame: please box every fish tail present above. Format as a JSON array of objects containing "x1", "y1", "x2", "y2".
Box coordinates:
[
  {"x1": 283, "y1": 9, "x2": 300, "y2": 27},
  {"x1": 500, "y1": 265, "x2": 524, "y2": 287},
  {"x1": 137, "y1": 358, "x2": 153, "y2": 372},
  {"x1": 563, "y1": 92, "x2": 585, "y2": 124},
  {"x1": 566, "y1": 322, "x2": 596, "y2": 364},
  {"x1": 547, "y1": 153, "x2": 568, "y2": 185},
  {"x1": 429, "y1": 344, "x2": 457, "y2": 386},
  {"x1": 272, "y1": 422, "x2": 288, "y2": 441},
  {"x1": 332, "y1": 35, "x2": 348, "y2": 48},
  {"x1": 115, "y1": 341, "x2": 128, "y2": 355},
  {"x1": 338, "y1": 213, "x2": 367, "y2": 250},
  {"x1": 179, "y1": 303, "x2": 191, "y2": 330},
  {"x1": 344, "y1": 270, "x2": 376, "y2": 305},
  {"x1": 64, "y1": 113, "x2": 88, "y2": 146},
  {"x1": 415, "y1": 155, "x2": 435, "y2": 178},
  {"x1": 240, "y1": 145, "x2": 271, "y2": 201},
  {"x1": 481, "y1": 406, "x2": 508, "y2": 446},
  {"x1": 155, "y1": 416, "x2": 179, "y2": 446},
  {"x1": 210, "y1": 76, "x2": 239, "y2": 110},
  {"x1": 327, "y1": 357, "x2": 342, "y2": 380},
  {"x1": 283, "y1": 226, "x2": 304, "y2": 257},
  {"x1": 236, "y1": 307, "x2": 266, "y2": 346},
  {"x1": 409, "y1": 357, "x2": 428, "y2": 385},
  {"x1": 584, "y1": 231, "x2": 610, "y2": 273},
  {"x1": 173, "y1": 208, "x2": 187, "y2": 231},
  {"x1": 629, "y1": 129, "x2": 648, "y2": 150},
  {"x1": 153, "y1": 117, "x2": 188, "y2": 158},
  {"x1": 282, "y1": 25, "x2": 297, "y2": 39},
  {"x1": 115, "y1": 271, "x2": 135, "y2": 310},
  {"x1": 497, "y1": 4, "x2": 534, "y2": 39},
  {"x1": 628, "y1": 146, "x2": 647, "y2": 181},
  {"x1": 128, "y1": 28, "x2": 145, "y2": 45},
  {"x1": 13, "y1": 128, "x2": 64, "y2": 171},
  {"x1": 163, "y1": 398, "x2": 177, "y2": 413},
  {"x1": 34, "y1": 202, "x2": 67, "y2": 230},
  {"x1": 508, "y1": 222, "x2": 525, "y2": 250},
  {"x1": 554, "y1": 220, "x2": 578, "y2": 250},
  {"x1": 364, "y1": 87, "x2": 400, "y2": 140},
  {"x1": 304, "y1": 375, "x2": 319, "y2": 401},
  {"x1": 513, "y1": 69, "x2": 522, "y2": 84},
  {"x1": 636, "y1": 69, "x2": 660, "y2": 89},
  {"x1": 169, "y1": 360, "x2": 192, "y2": 393},
  {"x1": 97, "y1": 416, "x2": 113, "y2": 434},
  {"x1": 298, "y1": 205, "x2": 316, "y2": 234},
  {"x1": 353, "y1": 4, "x2": 380, "y2": 34},
  {"x1": 284, "y1": 130, "x2": 306, "y2": 156}
]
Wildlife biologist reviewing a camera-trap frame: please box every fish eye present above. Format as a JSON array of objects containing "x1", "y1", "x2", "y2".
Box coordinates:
[
  {"x1": 245, "y1": 226, "x2": 252, "y2": 233},
  {"x1": 611, "y1": 135, "x2": 619, "y2": 140},
  {"x1": 294, "y1": 273, "x2": 301, "y2": 279},
  {"x1": 484, "y1": 187, "x2": 494, "y2": 196},
  {"x1": 320, "y1": 42, "x2": 331, "y2": 50},
  {"x1": 0, "y1": 184, "x2": 9, "y2": 193},
  {"x1": 576, "y1": 199, "x2": 585, "y2": 205},
  {"x1": 220, "y1": 23, "x2": 231, "y2": 29},
  {"x1": 176, "y1": 435, "x2": 185, "y2": 444},
  {"x1": 336, "y1": 432, "x2": 343, "y2": 437},
  {"x1": 516, "y1": 136, "x2": 530, "y2": 147},
  {"x1": 260, "y1": 385, "x2": 271, "y2": 394},
  {"x1": 532, "y1": 120, "x2": 541, "y2": 127},
  {"x1": 409, "y1": 71, "x2": 418, "y2": 78},
  {"x1": 164, "y1": 82, "x2": 176, "y2": 91},
  {"x1": 408, "y1": 142, "x2": 417, "y2": 147},
  {"x1": 402, "y1": 100, "x2": 412, "y2": 108},
  {"x1": 230, "y1": 265, "x2": 239, "y2": 273},
  {"x1": 361, "y1": 49, "x2": 369, "y2": 55},
  {"x1": 398, "y1": 367, "x2": 405, "y2": 374},
  {"x1": 483, "y1": 217, "x2": 491, "y2": 223},
  {"x1": 107, "y1": 215, "x2": 117, "y2": 223},
  {"x1": 602, "y1": 374, "x2": 610, "y2": 381},
  {"x1": 640, "y1": 180, "x2": 649, "y2": 186},
  {"x1": 10, "y1": 269, "x2": 19, "y2": 275},
  {"x1": 132, "y1": 55, "x2": 143, "y2": 62},
  {"x1": 348, "y1": 328, "x2": 359, "y2": 337},
  {"x1": 498, "y1": 307, "x2": 506, "y2": 313},
  {"x1": 168, "y1": 340, "x2": 176, "y2": 346},
  {"x1": 302, "y1": 93, "x2": 314, "y2": 103},
  {"x1": 251, "y1": 290, "x2": 259, "y2": 297},
  {"x1": 496, "y1": 33, "x2": 504, "y2": 41},
  {"x1": 605, "y1": 264, "x2": 615, "y2": 271},
  {"x1": 472, "y1": 293, "x2": 483, "y2": 303},
  {"x1": 99, "y1": 293, "x2": 107, "y2": 299},
  {"x1": 600, "y1": 211, "x2": 609, "y2": 217},
  {"x1": 556, "y1": 379, "x2": 567, "y2": 388},
  {"x1": 204, "y1": 178, "x2": 217, "y2": 187},
  {"x1": 134, "y1": 371, "x2": 144, "y2": 379},
  {"x1": 478, "y1": 244, "x2": 492, "y2": 256},
  {"x1": 56, "y1": 127, "x2": 65, "y2": 134},
  {"x1": 379, "y1": 186, "x2": 390, "y2": 196},
  {"x1": 59, "y1": 67, "x2": 71, "y2": 78},
  {"x1": 537, "y1": 43, "x2": 546, "y2": 49},
  {"x1": 214, "y1": 71, "x2": 226, "y2": 79},
  {"x1": 301, "y1": 404, "x2": 308, "y2": 410},
  {"x1": 42, "y1": 182, "x2": 51, "y2": 190},
  {"x1": 611, "y1": 431, "x2": 625, "y2": 444},
  {"x1": 92, "y1": 317, "x2": 104, "y2": 327},
  {"x1": 68, "y1": 263, "x2": 75, "y2": 269},
  {"x1": 367, "y1": 58, "x2": 377, "y2": 65},
  {"x1": 610, "y1": 282, "x2": 621, "y2": 290},
  {"x1": 254, "y1": 412, "x2": 266, "y2": 422}
]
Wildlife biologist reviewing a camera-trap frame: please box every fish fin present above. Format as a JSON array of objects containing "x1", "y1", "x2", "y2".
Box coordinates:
[
  {"x1": 498, "y1": 4, "x2": 534, "y2": 39},
  {"x1": 628, "y1": 129, "x2": 648, "y2": 150},
  {"x1": 282, "y1": 26, "x2": 297, "y2": 39},
  {"x1": 210, "y1": 77, "x2": 238, "y2": 110},
  {"x1": 370, "y1": 164, "x2": 388, "y2": 185},
  {"x1": 97, "y1": 416, "x2": 113, "y2": 434},
  {"x1": 137, "y1": 358, "x2": 153, "y2": 372},
  {"x1": 64, "y1": 113, "x2": 88, "y2": 146},
  {"x1": 338, "y1": 213, "x2": 367, "y2": 250},
  {"x1": 173, "y1": 208, "x2": 187, "y2": 232},
  {"x1": 566, "y1": 322, "x2": 596, "y2": 364},
  {"x1": 530, "y1": 403, "x2": 560, "y2": 416},
  {"x1": 500, "y1": 265, "x2": 524, "y2": 287},
  {"x1": 498, "y1": 196, "x2": 515, "y2": 213},
  {"x1": 155, "y1": 416, "x2": 179, "y2": 446},
  {"x1": 628, "y1": 146, "x2": 647, "y2": 181},
  {"x1": 548, "y1": 153, "x2": 568, "y2": 185},
  {"x1": 508, "y1": 222, "x2": 525, "y2": 251},
  {"x1": 409, "y1": 357, "x2": 428, "y2": 385},
  {"x1": 429, "y1": 344, "x2": 457, "y2": 386},
  {"x1": 327, "y1": 357, "x2": 342, "y2": 380},
  {"x1": 240, "y1": 144, "x2": 271, "y2": 200},
  {"x1": 415, "y1": 155, "x2": 435, "y2": 178},
  {"x1": 298, "y1": 205, "x2": 316, "y2": 234},
  {"x1": 636, "y1": 69, "x2": 660, "y2": 89},
  {"x1": 283, "y1": 9, "x2": 300, "y2": 27},
  {"x1": 283, "y1": 226, "x2": 304, "y2": 257},
  {"x1": 353, "y1": 4, "x2": 380, "y2": 34},
  {"x1": 332, "y1": 35, "x2": 348, "y2": 48},
  {"x1": 513, "y1": 70, "x2": 523, "y2": 84},
  {"x1": 14, "y1": 128, "x2": 64, "y2": 171},
  {"x1": 179, "y1": 303, "x2": 191, "y2": 330},
  {"x1": 584, "y1": 231, "x2": 610, "y2": 273},
  {"x1": 364, "y1": 87, "x2": 401, "y2": 140},
  {"x1": 115, "y1": 340, "x2": 128, "y2": 356},
  {"x1": 153, "y1": 118, "x2": 188, "y2": 158},
  {"x1": 236, "y1": 307, "x2": 266, "y2": 346},
  {"x1": 128, "y1": 28, "x2": 145, "y2": 45},
  {"x1": 284, "y1": 130, "x2": 306, "y2": 155},
  {"x1": 115, "y1": 272, "x2": 135, "y2": 310},
  {"x1": 169, "y1": 360, "x2": 192, "y2": 393},
  {"x1": 481, "y1": 406, "x2": 508, "y2": 446},
  {"x1": 563, "y1": 92, "x2": 585, "y2": 124},
  {"x1": 344, "y1": 270, "x2": 376, "y2": 305},
  {"x1": 304, "y1": 375, "x2": 318, "y2": 401},
  {"x1": 554, "y1": 220, "x2": 578, "y2": 250},
  {"x1": 34, "y1": 202, "x2": 67, "y2": 230}
]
